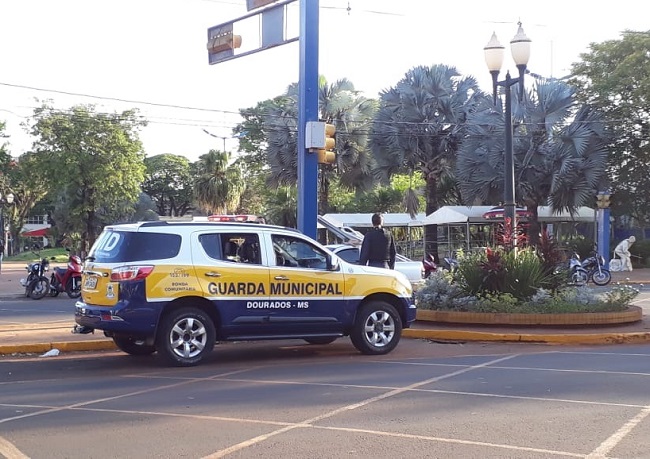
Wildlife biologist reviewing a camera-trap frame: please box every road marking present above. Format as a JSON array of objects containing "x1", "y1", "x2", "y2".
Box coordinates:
[
  {"x1": 587, "y1": 405, "x2": 650, "y2": 458},
  {"x1": 0, "y1": 435, "x2": 29, "y2": 459},
  {"x1": 202, "y1": 353, "x2": 520, "y2": 458}
]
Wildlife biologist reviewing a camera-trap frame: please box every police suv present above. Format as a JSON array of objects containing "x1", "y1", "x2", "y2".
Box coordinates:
[{"x1": 74, "y1": 221, "x2": 417, "y2": 366}]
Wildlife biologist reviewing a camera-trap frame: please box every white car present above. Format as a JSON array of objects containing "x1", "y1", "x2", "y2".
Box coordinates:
[{"x1": 326, "y1": 244, "x2": 424, "y2": 284}]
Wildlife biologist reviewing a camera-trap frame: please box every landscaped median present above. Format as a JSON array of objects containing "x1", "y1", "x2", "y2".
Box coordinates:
[{"x1": 402, "y1": 306, "x2": 650, "y2": 345}]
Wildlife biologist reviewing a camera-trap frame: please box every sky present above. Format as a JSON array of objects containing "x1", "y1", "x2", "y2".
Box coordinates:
[{"x1": 0, "y1": 0, "x2": 647, "y2": 162}]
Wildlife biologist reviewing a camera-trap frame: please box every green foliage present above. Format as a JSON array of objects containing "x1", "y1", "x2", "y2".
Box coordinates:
[
  {"x1": 264, "y1": 186, "x2": 297, "y2": 227},
  {"x1": 28, "y1": 103, "x2": 147, "y2": 252},
  {"x1": 455, "y1": 248, "x2": 548, "y2": 300},
  {"x1": 6, "y1": 247, "x2": 69, "y2": 262},
  {"x1": 570, "y1": 31, "x2": 650, "y2": 228},
  {"x1": 414, "y1": 271, "x2": 464, "y2": 310},
  {"x1": 143, "y1": 154, "x2": 193, "y2": 217},
  {"x1": 416, "y1": 274, "x2": 639, "y2": 313},
  {"x1": 193, "y1": 150, "x2": 244, "y2": 215}
]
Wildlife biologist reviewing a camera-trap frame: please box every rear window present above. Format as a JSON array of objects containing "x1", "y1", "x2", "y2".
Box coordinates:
[{"x1": 89, "y1": 230, "x2": 181, "y2": 263}]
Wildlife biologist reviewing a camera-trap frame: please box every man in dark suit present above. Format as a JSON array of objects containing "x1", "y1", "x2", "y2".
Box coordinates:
[{"x1": 359, "y1": 213, "x2": 396, "y2": 269}]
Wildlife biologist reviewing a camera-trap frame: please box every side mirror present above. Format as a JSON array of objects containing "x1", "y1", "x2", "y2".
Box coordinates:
[{"x1": 326, "y1": 254, "x2": 340, "y2": 271}]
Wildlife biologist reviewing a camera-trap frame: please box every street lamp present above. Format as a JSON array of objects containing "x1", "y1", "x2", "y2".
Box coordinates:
[{"x1": 484, "y1": 22, "x2": 531, "y2": 247}]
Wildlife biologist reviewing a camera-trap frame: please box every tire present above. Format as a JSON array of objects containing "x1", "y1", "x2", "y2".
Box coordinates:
[
  {"x1": 304, "y1": 337, "x2": 337, "y2": 345},
  {"x1": 571, "y1": 269, "x2": 589, "y2": 286},
  {"x1": 66, "y1": 277, "x2": 82, "y2": 299},
  {"x1": 350, "y1": 301, "x2": 402, "y2": 355},
  {"x1": 113, "y1": 336, "x2": 156, "y2": 356},
  {"x1": 156, "y1": 308, "x2": 215, "y2": 367},
  {"x1": 28, "y1": 277, "x2": 50, "y2": 300},
  {"x1": 591, "y1": 269, "x2": 612, "y2": 286}
]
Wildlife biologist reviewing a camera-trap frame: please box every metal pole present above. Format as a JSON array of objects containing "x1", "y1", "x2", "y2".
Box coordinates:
[
  {"x1": 296, "y1": 0, "x2": 319, "y2": 238},
  {"x1": 503, "y1": 72, "x2": 516, "y2": 244}
]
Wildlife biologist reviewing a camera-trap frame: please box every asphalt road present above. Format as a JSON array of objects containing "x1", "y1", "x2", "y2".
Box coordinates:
[{"x1": 1, "y1": 339, "x2": 650, "y2": 458}]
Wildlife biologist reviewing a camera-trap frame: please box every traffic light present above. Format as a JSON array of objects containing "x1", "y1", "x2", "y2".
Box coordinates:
[
  {"x1": 305, "y1": 122, "x2": 336, "y2": 164},
  {"x1": 596, "y1": 193, "x2": 611, "y2": 209},
  {"x1": 207, "y1": 31, "x2": 242, "y2": 54},
  {"x1": 317, "y1": 123, "x2": 336, "y2": 164}
]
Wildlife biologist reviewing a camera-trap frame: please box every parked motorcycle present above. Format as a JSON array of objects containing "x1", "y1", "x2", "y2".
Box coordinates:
[
  {"x1": 19, "y1": 252, "x2": 51, "y2": 300},
  {"x1": 49, "y1": 250, "x2": 83, "y2": 298},
  {"x1": 581, "y1": 251, "x2": 612, "y2": 286},
  {"x1": 567, "y1": 253, "x2": 589, "y2": 286},
  {"x1": 422, "y1": 254, "x2": 439, "y2": 278},
  {"x1": 423, "y1": 253, "x2": 459, "y2": 278}
]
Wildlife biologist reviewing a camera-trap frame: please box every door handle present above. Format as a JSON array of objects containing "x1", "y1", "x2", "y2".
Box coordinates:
[
  {"x1": 205, "y1": 272, "x2": 222, "y2": 278},
  {"x1": 274, "y1": 275, "x2": 289, "y2": 280}
]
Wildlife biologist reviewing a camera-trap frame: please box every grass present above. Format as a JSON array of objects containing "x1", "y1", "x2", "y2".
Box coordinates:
[{"x1": 5, "y1": 248, "x2": 70, "y2": 263}]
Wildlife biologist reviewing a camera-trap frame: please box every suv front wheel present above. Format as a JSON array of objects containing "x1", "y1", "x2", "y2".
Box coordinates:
[
  {"x1": 350, "y1": 301, "x2": 402, "y2": 355},
  {"x1": 156, "y1": 308, "x2": 216, "y2": 366}
]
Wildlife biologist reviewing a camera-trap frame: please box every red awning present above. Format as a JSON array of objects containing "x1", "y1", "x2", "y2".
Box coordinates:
[{"x1": 21, "y1": 227, "x2": 49, "y2": 237}]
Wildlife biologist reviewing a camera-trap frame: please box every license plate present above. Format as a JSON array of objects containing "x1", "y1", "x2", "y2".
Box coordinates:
[{"x1": 84, "y1": 277, "x2": 98, "y2": 289}]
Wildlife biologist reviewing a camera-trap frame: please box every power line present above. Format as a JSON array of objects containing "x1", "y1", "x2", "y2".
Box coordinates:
[{"x1": 0, "y1": 82, "x2": 241, "y2": 116}]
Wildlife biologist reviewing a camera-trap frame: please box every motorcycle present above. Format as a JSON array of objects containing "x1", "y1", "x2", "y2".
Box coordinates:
[
  {"x1": 422, "y1": 254, "x2": 439, "y2": 278},
  {"x1": 423, "y1": 253, "x2": 458, "y2": 278},
  {"x1": 49, "y1": 250, "x2": 83, "y2": 298},
  {"x1": 567, "y1": 253, "x2": 589, "y2": 286},
  {"x1": 19, "y1": 252, "x2": 51, "y2": 300},
  {"x1": 581, "y1": 251, "x2": 612, "y2": 286}
]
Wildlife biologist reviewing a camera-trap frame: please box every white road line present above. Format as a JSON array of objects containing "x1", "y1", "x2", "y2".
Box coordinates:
[
  {"x1": 0, "y1": 435, "x2": 30, "y2": 459},
  {"x1": 587, "y1": 405, "x2": 650, "y2": 458},
  {"x1": 202, "y1": 353, "x2": 520, "y2": 458}
]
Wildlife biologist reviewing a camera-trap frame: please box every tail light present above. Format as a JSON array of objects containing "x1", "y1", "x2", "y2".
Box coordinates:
[{"x1": 110, "y1": 266, "x2": 154, "y2": 282}]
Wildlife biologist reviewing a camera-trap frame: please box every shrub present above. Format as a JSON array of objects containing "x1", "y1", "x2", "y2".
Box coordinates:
[
  {"x1": 415, "y1": 267, "x2": 640, "y2": 313},
  {"x1": 454, "y1": 247, "x2": 549, "y2": 301}
]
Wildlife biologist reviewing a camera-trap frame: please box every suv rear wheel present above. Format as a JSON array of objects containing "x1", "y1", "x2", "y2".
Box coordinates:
[
  {"x1": 113, "y1": 336, "x2": 156, "y2": 356},
  {"x1": 350, "y1": 301, "x2": 402, "y2": 355},
  {"x1": 156, "y1": 308, "x2": 215, "y2": 366}
]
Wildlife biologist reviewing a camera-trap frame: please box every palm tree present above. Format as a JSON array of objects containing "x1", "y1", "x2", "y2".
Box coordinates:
[
  {"x1": 370, "y1": 64, "x2": 485, "y2": 260},
  {"x1": 457, "y1": 77, "x2": 610, "y2": 246},
  {"x1": 265, "y1": 186, "x2": 297, "y2": 227},
  {"x1": 265, "y1": 78, "x2": 377, "y2": 215},
  {"x1": 193, "y1": 150, "x2": 245, "y2": 215}
]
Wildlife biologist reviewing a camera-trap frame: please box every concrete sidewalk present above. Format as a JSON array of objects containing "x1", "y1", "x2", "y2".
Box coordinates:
[{"x1": 0, "y1": 261, "x2": 649, "y2": 356}]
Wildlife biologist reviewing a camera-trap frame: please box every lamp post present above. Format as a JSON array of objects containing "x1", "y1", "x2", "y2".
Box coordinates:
[{"x1": 484, "y1": 23, "x2": 531, "y2": 248}]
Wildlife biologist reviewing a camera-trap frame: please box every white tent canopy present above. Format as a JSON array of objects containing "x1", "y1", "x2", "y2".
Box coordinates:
[
  {"x1": 322, "y1": 213, "x2": 427, "y2": 228},
  {"x1": 423, "y1": 206, "x2": 595, "y2": 225}
]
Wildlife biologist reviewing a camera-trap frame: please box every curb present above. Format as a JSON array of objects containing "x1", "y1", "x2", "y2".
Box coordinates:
[
  {"x1": 402, "y1": 328, "x2": 650, "y2": 344},
  {"x1": 3, "y1": 331, "x2": 650, "y2": 356},
  {"x1": 0, "y1": 340, "x2": 116, "y2": 355}
]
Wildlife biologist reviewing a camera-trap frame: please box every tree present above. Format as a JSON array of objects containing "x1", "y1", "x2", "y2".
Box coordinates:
[
  {"x1": 193, "y1": 150, "x2": 244, "y2": 215},
  {"x1": 370, "y1": 64, "x2": 484, "y2": 260},
  {"x1": 265, "y1": 186, "x2": 297, "y2": 227},
  {"x1": 569, "y1": 31, "x2": 650, "y2": 233},
  {"x1": 28, "y1": 104, "x2": 147, "y2": 253},
  {"x1": 457, "y1": 77, "x2": 609, "y2": 246},
  {"x1": 143, "y1": 154, "x2": 193, "y2": 217},
  {"x1": 264, "y1": 78, "x2": 377, "y2": 214}
]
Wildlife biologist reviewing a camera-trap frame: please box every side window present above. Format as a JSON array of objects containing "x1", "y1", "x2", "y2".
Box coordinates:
[
  {"x1": 337, "y1": 248, "x2": 360, "y2": 264},
  {"x1": 199, "y1": 233, "x2": 261, "y2": 265},
  {"x1": 272, "y1": 234, "x2": 327, "y2": 269},
  {"x1": 198, "y1": 234, "x2": 221, "y2": 260}
]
